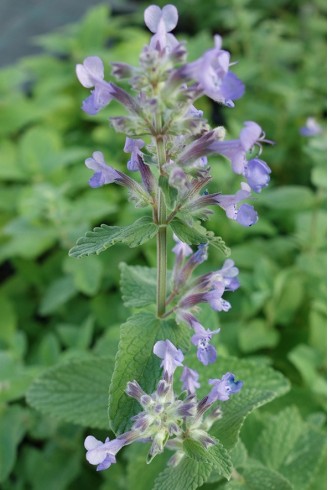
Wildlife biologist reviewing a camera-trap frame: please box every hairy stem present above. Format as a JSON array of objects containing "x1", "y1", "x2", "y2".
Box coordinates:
[{"x1": 156, "y1": 135, "x2": 167, "y2": 317}]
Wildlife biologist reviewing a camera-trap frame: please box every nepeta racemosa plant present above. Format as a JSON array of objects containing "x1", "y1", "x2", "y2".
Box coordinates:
[{"x1": 70, "y1": 3, "x2": 271, "y2": 480}]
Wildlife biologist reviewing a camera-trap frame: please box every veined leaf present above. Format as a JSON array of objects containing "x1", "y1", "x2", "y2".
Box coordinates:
[
  {"x1": 69, "y1": 216, "x2": 158, "y2": 258},
  {"x1": 183, "y1": 439, "x2": 232, "y2": 480},
  {"x1": 119, "y1": 263, "x2": 172, "y2": 308},
  {"x1": 184, "y1": 356, "x2": 290, "y2": 450},
  {"x1": 119, "y1": 263, "x2": 157, "y2": 308},
  {"x1": 253, "y1": 406, "x2": 326, "y2": 490},
  {"x1": 27, "y1": 356, "x2": 114, "y2": 429},
  {"x1": 223, "y1": 462, "x2": 293, "y2": 490},
  {"x1": 170, "y1": 218, "x2": 208, "y2": 245},
  {"x1": 170, "y1": 218, "x2": 230, "y2": 256},
  {"x1": 108, "y1": 311, "x2": 190, "y2": 434},
  {"x1": 153, "y1": 456, "x2": 213, "y2": 490}
]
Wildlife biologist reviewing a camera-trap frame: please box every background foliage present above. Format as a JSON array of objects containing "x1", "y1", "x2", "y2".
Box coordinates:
[{"x1": 0, "y1": 0, "x2": 326, "y2": 488}]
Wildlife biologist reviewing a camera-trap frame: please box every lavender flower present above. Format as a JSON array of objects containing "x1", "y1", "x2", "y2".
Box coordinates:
[
  {"x1": 153, "y1": 339, "x2": 184, "y2": 377},
  {"x1": 244, "y1": 158, "x2": 271, "y2": 193},
  {"x1": 209, "y1": 121, "x2": 263, "y2": 174},
  {"x1": 172, "y1": 234, "x2": 193, "y2": 257},
  {"x1": 207, "y1": 372, "x2": 243, "y2": 403},
  {"x1": 84, "y1": 434, "x2": 132, "y2": 471},
  {"x1": 204, "y1": 289, "x2": 232, "y2": 312},
  {"x1": 300, "y1": 117, "x2": 322, "y2": 137},
  {"x1": 85, "y1": 151, "x2": 120, "y2": 188},
  {"x1": 179, "y1": 35, "x2": 244, "y2": 107},
  {"x1": 124, "y1": 137, "x2": 145, "y2": 171},
  {"x1": 191, "y1": 321, "x2": 221, "y2": 365},
  {"x1": 180, "y1": 366, "x2": 200, "y2": 394},
  {"x1": 201, "y1": 183, "x2": 259, "y2": 226},
  {"x1": 76, "y1": 57, "x2": 114, "y2": 115},
  {"x1": 144, "y1": 4, "x2": 179, "y2": 51}
]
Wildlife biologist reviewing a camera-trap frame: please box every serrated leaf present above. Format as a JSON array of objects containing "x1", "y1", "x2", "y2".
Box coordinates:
[
  {"x1": 170, "y1": 218, "x2": 208, "y2": 245},
  {"x1": 207, "y1": 234, "x2": 231, "y2": 257},
  {"x1": 183, "y1": 439, "x2": 232, "y2": 480},
  {"x1": 153, "y1": 456, "x2": 214, "y2": 490},
  {"x1": 170, "y1": 218, "x2": 230, "y2": 256},
  {"x1": 253, "y1": 406, "x2": 326, "y2": 490},
  {"x1": 224, "y1": 463, "x2": 294, "y2": 490},
  {"x1": 69, "y1": 216, "x2": 158, "y2": 258},
  {"x1": 108, "y1": 311, "x2": 190, "y2": 434},
  {"x1": 120, "y1": 263, "x2": 157, "y2": 308},
  {"x1": 27, "y1": 356, "x2": 114, "y2": 429},
  {"x1": 184, "y1": 356, "x2": 290, "y2": 450},
  {"x1": 120, "y1": 263, "x2": 172, "y2": 308}
]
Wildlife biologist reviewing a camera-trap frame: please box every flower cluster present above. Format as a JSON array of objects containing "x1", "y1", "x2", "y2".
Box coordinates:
[
  {"x1": 76, "y1": 4, "x2": 271, "y2": 228},
  {"x1": 168, "y1": 236, "x2": 240, "y2": 365},
  {"x1": 84, "y1": 340, "x2": 242, "y2": 471}
]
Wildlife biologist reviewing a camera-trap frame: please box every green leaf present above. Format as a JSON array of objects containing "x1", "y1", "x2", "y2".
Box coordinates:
[
  {"x1": 120, "y1": 263, "x2": 157, "y2": 308},
  {"x1": 120, "y1": 263, "x2": 170, "y2": 308},
  {"x1": 0, "y1": 293, "x2": 17, "y2": 344},
  {"x1": 26, "y1": 356, "x2": 114, "y2": 429},
  {"x1": 126, "y1": 444, "x2": 169, "y2": 490},
  {"x1": 253, "y1": 406, "x2": 326, "y2": 490},
  {"x1": 153, "y1": 456, "x2": 213, "y2": 490},
  {"x1": 207, "y1": 234, "x2": 231, "y2": 257},
  {"x1": 0, "y1": 352, "x2": 40, "y2": 403},
  {"x1": 69, "y1": 216, "x2": 158, "y2": 258},
  {"x1": 170, "y1": 218, "x2": 208, "y2": 245},
  {"x1": 259, "y1": 186, "x2": 315, "y2": 210},
  {"x1": 108, "y1": 311, "x2": 190, "y2": 434},
  {"x1": 288, "y1": 344, "x2": 326, "y2": 398},
  {"x1": 0, "y1": 405, "x2": 30, "y2": 483},
  {"x1": 170, "y1": 218, "x2": 230, "y2": 256},
  {"x1": 23, "y1": 440, "x2": 81, "y2": 490},
  {"x1": 183, "y1": 439, "x2": 232, "y2": 480},
  {"x1": 64, "y1": 255, "x2": 103, "y2": 296},
  {"x1": 184, "y1": 356, "x2": 290, "y2": 450},
  {"x1": 38, "y1": 275, "x2": 77, "y2": 316},
  {"x1": 223, "y1": 462, "x2": 293, "y2": 490},
  {"x1": 238, "y1": 319, "x2": 280, "y2": 353}
]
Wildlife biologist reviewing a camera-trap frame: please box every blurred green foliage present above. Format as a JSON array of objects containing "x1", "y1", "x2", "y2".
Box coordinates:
[{"x1": 0, "y1": 1, "x2": 326, "y2": 488}]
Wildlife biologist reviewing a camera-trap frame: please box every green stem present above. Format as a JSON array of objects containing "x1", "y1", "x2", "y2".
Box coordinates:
[{"x1": 156, "y1": 134, "x2": 167, "y2": 317}]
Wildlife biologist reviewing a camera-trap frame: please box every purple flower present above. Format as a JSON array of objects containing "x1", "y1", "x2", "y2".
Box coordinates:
[
  {"x1": 204, "y1": 288, "x2": 231, "y2": 312},
  {"x1": 210, "y1": 189, "x2": 258, "y2": 227},
  {"x1": 300, "y1": 117, "x2": 322, "y2": 137},
  {"x1": 153, "y1": 340, "x2": 184, "y2": 377},
  {"x1": 76, "y1": 57, "x2": 114, "y2": 115},
  {"x1": 123, "y1": 137, "x2": 145, "y2": 171},
  {"x1": 144, "y1": 4, "x2": 179, "y2": 51},
  {"x1": 207, "y1": 372, "x2": 243, "y2": 403},
  {"x1": 182, "y1": 36, "x2": 244, "y2": 106},
  {"x1": 210, "y1": 183, "x2": 258, "y2": 226},
  {"x1": 209, "y1": 121, "x2": 263, "y2": 174},
  {"x1": 216, "y1": 259, "x2": 240, "y2": 290},
  {"x1": 180, "y1": 366, "x2": 200, "y2": 394},
  {"x1": 197, "y1": 259, "x2": 240, "y2": 292},
  {"x1": 190, "y1": 320, "x2": 221, "y2": 366},
  {"x1": 236, "y1": 203, "x2": 258, "y2": 226},
  {"x1": 172, "y1": 234, "x2": 193, "y2": 257},
  {"x1": 244, "y1": 158, "x2": 271, "y2": 193},
  {"x1": 85, "y1": 151, "x2": 121, "y2": 188},
  {"x1": 84, "y1": 436, "x2": 122, "y2": 471}
]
